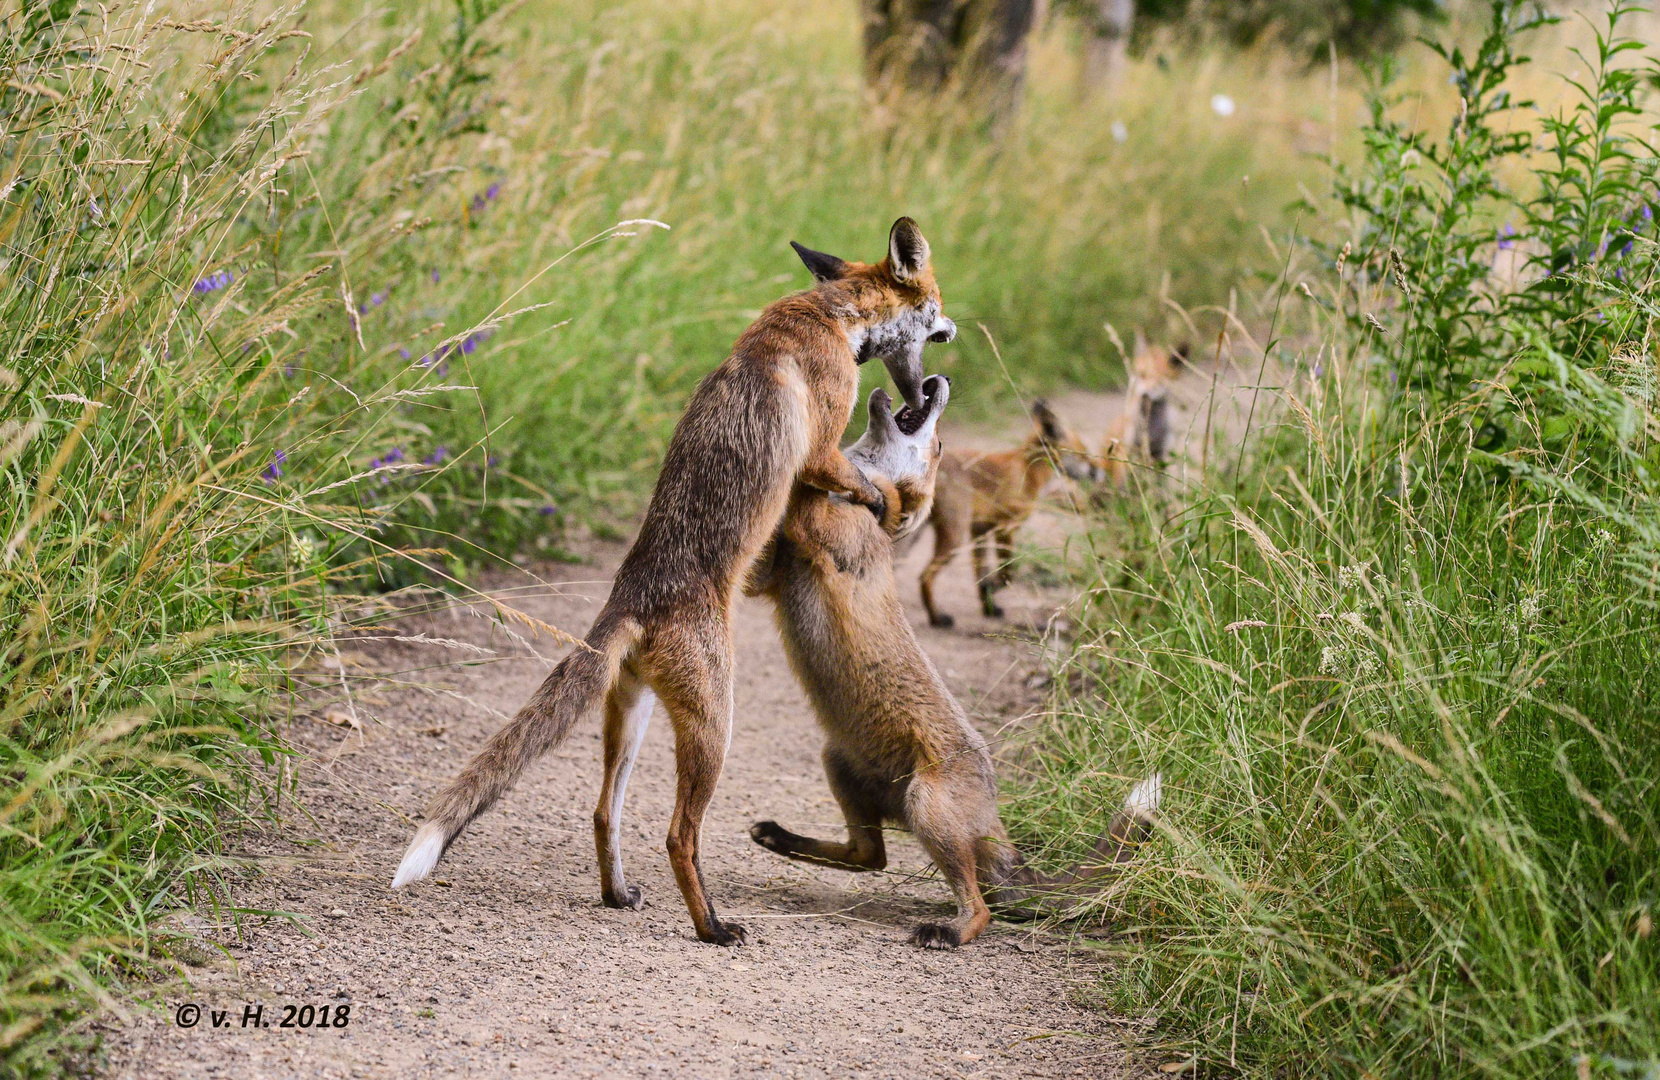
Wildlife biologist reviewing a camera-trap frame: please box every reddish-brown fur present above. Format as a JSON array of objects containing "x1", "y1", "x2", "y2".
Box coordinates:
[
  {"x1": 746, "y1": 380, "x2": 1158, "y2": 947},
  {"x1": 1100, "y1": 336, "x2": 1185, "y2": 490},
  {"x1": 917, "y1": 400, "x2": 1100, "y2": 629},
  {"x1": 391, "y1": 219, "x2": 956, "y2": 947}
]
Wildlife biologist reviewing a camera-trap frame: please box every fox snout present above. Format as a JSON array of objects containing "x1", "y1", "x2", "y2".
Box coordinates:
[{"x1": 928, "y1": 317, "x2": 957, "y2": 344}]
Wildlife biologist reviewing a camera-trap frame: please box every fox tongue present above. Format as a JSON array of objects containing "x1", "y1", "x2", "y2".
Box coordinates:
[{"x1": 893, "y1": 405, "x2": 924, "y2": 436}]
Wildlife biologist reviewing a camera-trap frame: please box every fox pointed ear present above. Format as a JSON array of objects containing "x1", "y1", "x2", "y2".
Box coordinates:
[
  {"x1": 790, "y1": 241, "x2": 847, "y2": 283},
  {"x1": 1171, "y1": 341, "x2": 1191, "y2": 371},
  {"x1": 1031, "y1": 399, "x2": 1062, "y2": 440},
  {"x1": 888, "y1": 217, "x2": 930, "y2": 280},
  {"x1": 1132, "y1": 328, "x2": 1149, "y2": 356}
]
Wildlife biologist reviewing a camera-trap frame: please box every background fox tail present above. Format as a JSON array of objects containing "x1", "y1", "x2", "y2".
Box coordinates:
[
  {"x1": 987, "y1": 773, "x2": 1162, "y2": 916},
  {"x1": 390, "y1": 613, "x2": 640, "y2": 889}
]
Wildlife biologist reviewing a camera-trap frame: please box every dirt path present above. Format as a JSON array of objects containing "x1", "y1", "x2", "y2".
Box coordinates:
[{"x1": 98, "y1": 377, "x2": 1239, "y2": 1079}]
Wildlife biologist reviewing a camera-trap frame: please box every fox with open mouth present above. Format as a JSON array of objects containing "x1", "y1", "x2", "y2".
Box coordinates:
[
  {"x1": 745, "y1": 375, "x2": 1161, "y2": 948},
  {"x1": 391, "y1": 219, "x2": 955, "y2": 947}
]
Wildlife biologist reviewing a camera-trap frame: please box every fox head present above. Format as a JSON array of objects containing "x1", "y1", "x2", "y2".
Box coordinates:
[
  {"x1": 848, "y1": 373, "x2": 949, "y2": 540},
  {"x1": 1127, "y1": 333, "x2": 1186, "y2": 464},
  {"x1": 1029, "y1": 399, "x2": 1104, "y2": 483},
  {"x1": 790, "y1": 217, "x2": 956, "y2": 411}
]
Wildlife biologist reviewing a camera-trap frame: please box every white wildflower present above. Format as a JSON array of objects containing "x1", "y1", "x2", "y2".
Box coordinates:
[
  {"x1": 1339, "y1": 611, "x2": 1367, "y2": 633},
  {"x1": 1319, "y1": 644, "x2": 1348, "y2": 675},
  {"x1": 1518, "y1": 593, "x2": 1543, "y2": 625},
  {"x1": 1591, "y1": 529, "x2": 1616, "y2": 552},
  {"x1": 1110, "y1": 120, "x2": 1128, "y2": 143},
  {"x1": 290, "y1": 532, "x2": 319, "y2": 569},
  {"x1": 1338, "y1": 563, "x2": 1368, "y2": 590},
  {"x1": 1210, "y1": 93, "x2": 1235, "y2": 118},
  {"x1": 1353, "y1": 651, "x2": 1380, "y2": 678}
]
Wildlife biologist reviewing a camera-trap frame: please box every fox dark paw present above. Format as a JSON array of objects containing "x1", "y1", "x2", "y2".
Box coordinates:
[
  {"x1": 602, "y1": 884, "x2": 644, "y2": 910},
  {"x1": 750, "y1": 820, "x2": 791, "y2": 854},
  {"x1": 909, "y1": 923, "x2": 962, "y2": 950},
  {"x1": 703, "y1": 921, "x2": 747, "y2": 947},
  {"x1": 928, "y1": 612, "x2": 955, "y2": 629}
]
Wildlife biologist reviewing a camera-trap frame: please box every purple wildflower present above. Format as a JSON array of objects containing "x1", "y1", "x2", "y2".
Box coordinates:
[
  {"x1": 1622, "y1": 240, "x2": 1633, "y2": 256},
  {"x1": 425, "y1": 446, "x2": 450, "y2": 465},
  {"x1": 1498, "y1": 223, "x2": 1516, "y2": 251},
  {"x1": 540, "y1": 503, "x2": 558, "y2": 516},
  {"x1": 283, "y1": 363, "x2": 296, "y2": 378},
  {"x1": 358, "y1": 302, "x2": 369, "y2": 315},
  {"x1": 1615, "y1": 267, "x2": 1626, "y2": 281},
  {"x1": 486, "y1": 182, "x2": 501, "y2": 200},
  {"x1": 262, "y1": 449, "x2": 287, "y2": 483},
  {"x1": 193, "y1": 270, "x2": 233, "y2": 295},
  {"x1": 371, "y1": 291, "x2": 386, "y2": 306},
  {"x1": 430, "y1": 269, "x2": 440, "y2": 284},
  {"x1": 487, "y1": 455, "x2": 500, "y2": 467},
  {"x1": 1388, "y1": 369, "x2": 1399, "y2": 386},
  {"x1": 461, "y1": 335, "x2": 477, "y2": 355},
  {"x1": 399, "y1": 347, "x2": 412, "y2": 360},
  {"x1": 370, "y1": 447, "x2": 406, "y2": 471},
  {"x1": 1312, "y1": 362, "x2": 1324, "y2": 378},
  {"x1": 1645, "y1": 205, "x2": 1654, "y2": 222}
]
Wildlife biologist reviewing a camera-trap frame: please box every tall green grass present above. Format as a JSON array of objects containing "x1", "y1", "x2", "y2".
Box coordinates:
[
  {"x1": 1007, "y1": 3, "x2": 1660, "y2": 1075},
  {"x1": 0, "y1": 2, "x2": 536, "y2": 1072}
]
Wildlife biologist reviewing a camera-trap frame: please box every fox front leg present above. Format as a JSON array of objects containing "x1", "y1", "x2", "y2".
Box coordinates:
[{"x1": 799, "y1": 447, "x2": 888, "y2": 523}]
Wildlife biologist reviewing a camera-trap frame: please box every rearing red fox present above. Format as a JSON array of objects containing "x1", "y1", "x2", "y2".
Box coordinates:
[{"x1": 391, "y1": 218, "x2": 956, "y2": 946}]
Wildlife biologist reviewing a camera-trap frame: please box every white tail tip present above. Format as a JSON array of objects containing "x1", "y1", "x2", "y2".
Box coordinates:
[
  {"x1": 1124, "y1": 773, "x2": 1162, "y2": 823},
  {"x1": 391, "y1": 822, "x2": 446, "y2": 889}
]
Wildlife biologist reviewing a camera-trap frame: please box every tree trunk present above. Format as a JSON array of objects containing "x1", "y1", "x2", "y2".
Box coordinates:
[
  {"x1": 1078, "y1": 0, "x2": 1134, "y2": 97},
  {"x1": 860, "y1": 0, "x2": 1046, "y2": 130}
]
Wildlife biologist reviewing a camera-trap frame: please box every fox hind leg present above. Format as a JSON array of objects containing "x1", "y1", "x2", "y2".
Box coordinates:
[
  {"x1": 751, "y1": 749, "x2": 887, "y2": 872},
  {"x1": 652, "y1": 627, "x2": 747, "y2": 947},
  {"x1": 594, "y1": 667, "x2": 653, "y2": 910},
  {"x1": 906, "y1": 777, "x2": 994, "y2": 948}
]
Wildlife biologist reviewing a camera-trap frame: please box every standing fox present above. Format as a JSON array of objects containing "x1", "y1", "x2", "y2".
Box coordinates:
[
  {"x1": 918, "y1": 400, "x2": 1101, "y2": 629},
  {"x1": 746, "y1": 376, "x2": 1160, "y2": 947},
  {"x1": 391, "y1": 219, "x2": 956, "y2": 947},
  {"x1": 1100, "y1": 335, "x2": 1186, "y2": 489}
]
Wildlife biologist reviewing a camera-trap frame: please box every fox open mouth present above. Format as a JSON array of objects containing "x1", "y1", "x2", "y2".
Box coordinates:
[{"x1": 892, "y1": 375, "x2": 946, "y2": 436}]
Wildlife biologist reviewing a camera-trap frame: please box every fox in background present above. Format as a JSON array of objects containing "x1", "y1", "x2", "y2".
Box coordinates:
[
  {"x1": 391, "y1": 219, "x2": 956, "y2": 947},
  {"x1": 747, "y1": 375, "x2": 1160, "y2": 948},
  {"x1": 1100, "y1": 333, "x2": 1187, "y2": 490},
  {"x1": 916, "y1": 399, "x2": 1101, "y2": 629}
]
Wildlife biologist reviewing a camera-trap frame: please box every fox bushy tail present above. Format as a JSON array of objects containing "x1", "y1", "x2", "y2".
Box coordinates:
[
  {"x1": 988, "y1": 773, "x2": 1161, "y2": 916},
  {"x1": 390, "y1": 612, "x2": 641, "y2": 889}
]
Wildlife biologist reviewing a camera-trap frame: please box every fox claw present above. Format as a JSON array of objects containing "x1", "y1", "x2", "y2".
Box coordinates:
[{"x1": 704, "y1": 921, "x2": 747, "y2": 947}]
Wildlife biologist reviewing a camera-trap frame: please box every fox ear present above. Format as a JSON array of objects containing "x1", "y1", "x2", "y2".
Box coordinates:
[
  {"x1": 790, "y1": 241, "x2": 847, "y2": 283},
  {"x1": 1132, "y1": 328, "x2": 1149, "y2": 356},
  {"x1": 888, "y1": 217, "x2": 930, "y2": 280},
  {"x1": 1171, "y1": 341, "x2": 1190, "y2": 371},
  {"x1": 1031, "y1": 399, "x2": 1062, "y2": 440}
]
